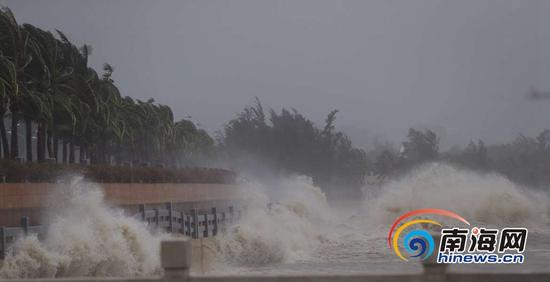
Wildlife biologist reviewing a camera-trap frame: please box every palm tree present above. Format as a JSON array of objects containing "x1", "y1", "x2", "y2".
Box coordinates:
[
  {"x1": 0, "y1": 8, "x2": 216, "y2": 166},
  {"x1": 0, "y1": 52, "x2": 14, "y2": 158},
  {"x1": 53, "y1": 31, "x2": 98, "y2": 163},
  {"x1": 23, "y1": 24, "x2": 58, "y2": 162},
  {"x1": 79, "y1": 63, "x2": 126, "y2": 164},
  {"x1": 0, "y1": 7, "x2": 32, "y2": 160},
  {"x1": 18, "y1": 26, "x2": 52, "y2": 162},
  {"x1": 168, "y1": 118, "x2": 215, "y2": 166}
]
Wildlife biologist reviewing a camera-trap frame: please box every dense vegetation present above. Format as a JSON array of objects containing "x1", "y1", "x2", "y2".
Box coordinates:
[
  {"x1": 0, "y1": 8, "x2": 213, "y2": 166},
  {"x1": 219, "y1": 99, "x2": 368, "y2": 197},
  {"x1": 220, "y1": 102, "x2": 550, "y2": 193},
  {"x1": 372, "y1": 128, "x2": 550, "y2": 189}
]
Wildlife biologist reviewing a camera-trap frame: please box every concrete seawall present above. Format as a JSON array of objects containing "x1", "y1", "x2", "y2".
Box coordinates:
[{"x1": 0, "y1": 183, "x2": 242, "y2": 226}]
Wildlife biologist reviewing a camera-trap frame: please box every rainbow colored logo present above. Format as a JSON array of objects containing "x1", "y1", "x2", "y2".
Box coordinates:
[{"x1": 387, "y1": 208, "x2": 470, "y2": 261}]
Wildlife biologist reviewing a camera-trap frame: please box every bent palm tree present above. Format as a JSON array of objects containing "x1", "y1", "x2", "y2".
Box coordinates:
[
  {"x1": 0, "y1": 8, "x2": 214, "y2": 165},
  {"x1": 0, "y1": 7, "x2": 33, "y2": 160},
  {"x1": 0, "y1": 54, "x2": 13, "y2": 157}
]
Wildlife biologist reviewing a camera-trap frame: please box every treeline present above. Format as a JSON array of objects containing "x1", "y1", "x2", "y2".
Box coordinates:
[
  {"x1": 372, "y1": 128, "x2": 550, "y2": 189},
  {"x1": 0, "y1": 8, "x2": 213, "y2": 166},
  {"x1": 218, "y1": 99, "x2": 368, "y2": 198},
  {"x1": 220, "y1": 101, "x2": 550, "y2": 194}
]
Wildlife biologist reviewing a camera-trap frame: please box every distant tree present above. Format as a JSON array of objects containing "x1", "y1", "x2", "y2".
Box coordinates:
[
  {"x1": 483, "y1": 131, "x2": 550, "y2": 188},
  {"x1": 459, "y1": 139, "x2": 488, "y2": 170},
  {"x1": 268, "y1": 107, "x2": 317, "y2": 175},
  {"x1": 536, "y1": 129, "x2": 550, "y2": 150},
  {"x1": 374, "y1": 149, "x2": 400, "y2": 177},
  {"x1": 222, "y1": 97, "x2": 269, "y2": 162},
  {"x1": 402, "y1": 128, "x2": 439, "y2": 164},
  {"x1": 169, "y1": 119, "x2": 214, "y2": 166},
  {"x1": 221, "y1": 99, "x2": 368, "y2": 197}
]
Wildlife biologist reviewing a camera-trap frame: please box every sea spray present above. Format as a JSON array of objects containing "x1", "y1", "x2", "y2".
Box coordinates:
[
  {"x1": 0, "y1": 177, "x2": 167, "y2": 278},
  {"x1": 215, "y1": 164, "x2": 550, "y2": 273},
  {"x1": 217, "y1": 175, "x2": 334, "y2": 266},
  {"x1": 362, "y1": 163, "x2": 550, "y2": 230}
]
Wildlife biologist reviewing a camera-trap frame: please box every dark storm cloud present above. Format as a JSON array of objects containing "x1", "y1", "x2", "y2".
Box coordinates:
[{"x1": 3, "y1": 0, "x2": 549, "y2": 149}]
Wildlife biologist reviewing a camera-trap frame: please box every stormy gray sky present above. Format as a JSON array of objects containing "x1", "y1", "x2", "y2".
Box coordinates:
[{"x1": 3, "y1": 0, "x2": 550, "y2": 149}]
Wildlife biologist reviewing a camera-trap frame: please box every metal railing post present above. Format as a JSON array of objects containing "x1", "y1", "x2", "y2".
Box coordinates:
[
  {"x1": 185, "y1": 215, "x2": 191, "y2": 237},
  {"x1": 21, "y1": 216, "x2": 29, "y2": 235},
  {"x1": 154, "y1": 208, "x2": 160, "y2": 227},
  {"x1": 0, "y1": 226, "x2": 5, "y2": 260},
  {"x1": 179, "y1": 211, "x2": 185, "y2": 234},
  {"x1": 161, "y1": 238, "x2": 191, "y2": 281},
  {"x1": 139, "y1": 204, "x2": 146, "y2": 221},
  {"x1": 228, "y1": 206, "x2": 234, "y2": 223},
  {"x1": 203, "y1": 213, "x2": 209, "y2": 238},
  {"x1": 212, "y1": 207, "x2": 218, "y2": 236},
  {"x1": 166, "y1": 202, "x2": 173, "y2": 233},
  {"x1": 221, "y1": 211, "x2": 227, "y2": 234},
  {"x1": 191, "y1": 209, "x2": 198, "y2": 239}
]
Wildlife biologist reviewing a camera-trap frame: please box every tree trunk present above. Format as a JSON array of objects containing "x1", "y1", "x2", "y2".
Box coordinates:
[
  {"x1": 41, "y1": 126, "x2": 46, "y2": 161},
  {"x1": 79, "y1": 144, "x2": 86, "y2": 164},
  {"x1": 69, "y1": 141, "x2": 75, "y2": 163},
  {"x1": 10, "y1": 113, "x2": 19, "y2": 160},
  {"x1": 98, "y1": 140, "x2": 106, "y2": 164},
  {"x1": 25, "y1": 117, "x2": 32, "y2": 162},
  {"x1": 53, "y1": 136, "x2": 59, "y2": 163},
  {"x1": 46, "y1": 130, "x2": 53, "y2": 160},
  {"x1": 89, "y1": 147, "x2": 96, "y2": 164},
  {"x1": 0, "y1": 116, "x2": 10, "y2": 159},
  {"x1": 37, "y1": 123, "x2": 46, "y2": 162},
  {"x1": 62, "y1": 140, "x2": 68, "y2": 163}
]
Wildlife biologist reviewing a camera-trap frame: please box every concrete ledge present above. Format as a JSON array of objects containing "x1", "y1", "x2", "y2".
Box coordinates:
[
  {"x1": 0, "y1": 183, "x2": 242, "y2": 226},
  {"x1": 0, "y1": 183, "x2": 241, "y2": 209}
]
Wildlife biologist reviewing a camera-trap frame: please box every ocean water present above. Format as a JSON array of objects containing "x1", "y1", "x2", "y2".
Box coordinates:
[
  {"x1": 209, "y1": 163, "x2": 550, "y2": 275},
  {"x1": 1, "y1": 163, "x2": 549, "y2": 278}
]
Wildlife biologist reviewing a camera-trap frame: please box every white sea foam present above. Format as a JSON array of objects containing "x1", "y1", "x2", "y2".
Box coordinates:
[
  {"x1": 0, "y1": 177, "x2": 166, "y2": 278},
  {"x1": 363, "y1": 163, "x2": 550, "y2": 230},
  {"x1": 217, "y1": 175, "x2": 333, "y2": 266},
  {"x1": 216, "y1": 164, "x2": 550, "y2": 271}
]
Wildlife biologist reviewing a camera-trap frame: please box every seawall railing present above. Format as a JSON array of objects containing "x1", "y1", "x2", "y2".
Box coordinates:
[
  {"x1": 0, "y1": 203, "x2": 241, "y2": 259},
  {"x1": 2, "y1": 238, "x2": 550, "y2": 282},
  {"x1": 136, "y1": 203, "x2": 241, "y2": 238}
]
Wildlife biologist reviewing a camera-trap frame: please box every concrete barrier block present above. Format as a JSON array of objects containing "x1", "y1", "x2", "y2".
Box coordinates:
[{"x1": 161, "y1": 238, "x2": 191, "y2": 279}]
